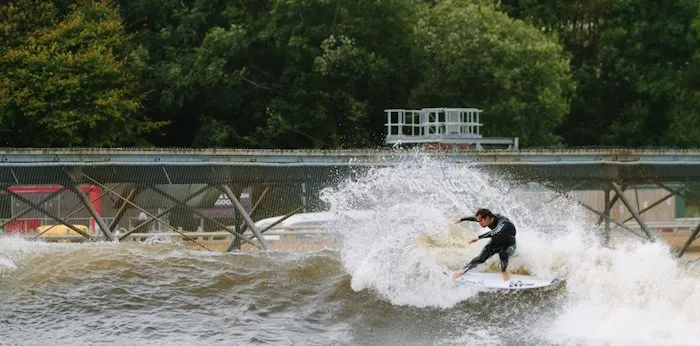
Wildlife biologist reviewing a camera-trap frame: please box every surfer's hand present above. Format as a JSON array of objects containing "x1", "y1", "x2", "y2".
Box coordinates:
[
  {"x1": 468, "y1": 238, "x2": 478, "y2": 244},
  {"x1": 454, "y1": 218, "x2": 462, "y2": 224},
  {"x1": 452, "y1": 270, "x2": 464, "y2": 280}
]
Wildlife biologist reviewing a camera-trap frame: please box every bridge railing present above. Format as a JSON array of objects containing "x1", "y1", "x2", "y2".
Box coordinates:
[{"x1": 384, "y1": 108, "x2": 518, "y2": 150}]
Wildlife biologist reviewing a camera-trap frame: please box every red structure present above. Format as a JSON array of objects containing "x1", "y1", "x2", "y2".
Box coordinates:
[{"x1": 3, "y1": 185, "x2": 101, "y2": 234}]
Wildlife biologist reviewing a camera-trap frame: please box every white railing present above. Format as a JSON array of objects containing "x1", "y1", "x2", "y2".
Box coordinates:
[{"x1": 384, "y1": 108, "x2": 518, "y2": 150}]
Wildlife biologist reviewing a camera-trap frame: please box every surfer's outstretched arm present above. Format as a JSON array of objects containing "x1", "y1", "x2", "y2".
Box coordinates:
[{"x1": 455, "y1": 216, "x2": 477, "y2": 224}]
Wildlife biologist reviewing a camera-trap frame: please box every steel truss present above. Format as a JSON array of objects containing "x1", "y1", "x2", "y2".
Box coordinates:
[
  {"x1": 550, "y1": 180, "x2": 700, "y2": 257},
  {"x1": 2, "y1": 175, "x2": 305, "y2": 252},
  {"x1": 1, "y1": 149, "x2": 699, "y2": 256}
]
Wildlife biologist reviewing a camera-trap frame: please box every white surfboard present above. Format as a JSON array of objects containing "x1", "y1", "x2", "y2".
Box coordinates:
[{"x1": 455, "y1": 272, "x2": 563, "y2": 291}]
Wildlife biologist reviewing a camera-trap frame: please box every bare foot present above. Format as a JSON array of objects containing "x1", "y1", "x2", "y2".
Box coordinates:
[{"x1": 502, "y1": 272, "x2": 510, "y2": 281}]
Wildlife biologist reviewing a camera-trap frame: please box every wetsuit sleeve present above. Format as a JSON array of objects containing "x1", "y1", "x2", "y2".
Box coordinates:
[{"x1": 459, "y1": 216, "x2": 477, "y2": 222}]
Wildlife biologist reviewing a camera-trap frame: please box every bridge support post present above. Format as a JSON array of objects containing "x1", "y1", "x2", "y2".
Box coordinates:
[
  {"x1": 678, "y1": 223, "x2": 700, "y2": 258},
  {"x1": 109, "y1": 185, "x2": 140, "y2": 235},
  {"x1": 604, "y1": 187, "x2": 612, "y2": 246},
  {"x1": 227, "y1": 186, "x2": 270, "y2": 251},
  {"x1": 654, "y1": 182, "x2": 700, "y2": 254},
  {"x1": 555, "y1": 187, "x2": 647, "y2": 240},
  {"x1": 219, "y1": 184, "x2": 269, "y2": 250},
  {"x1": 81, "y1": 175, "x2": 214, "y2": 250},
  {"x1": 621, "y1": 191, "x2": 675, "y2": 224},
  {"x1": 35, "y1": 184, "x2": 120, "y2": 239},
  {"x1": 70, "y1": 183, "x2": 115, "y2": 241},
  {"x1": 597, "y1": 185, "x2": 625, "y2": 226},
  {"x1": 611, "y1": 183, "x2": 654, "y2": 241},
  {"x1": 147, "y1": 185, "x2": 262, "y2": 249},
  {"x1": 117, "y1": 185, "x2": 210, "y2": 241},
  {"x1": 228, "y1": 205, "x2": 303, "y2": 251}
]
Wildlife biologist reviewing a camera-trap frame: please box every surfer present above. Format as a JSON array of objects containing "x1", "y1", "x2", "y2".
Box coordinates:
[{"x1": 452, "y1": 208, "x2": 517, "y2": 281}]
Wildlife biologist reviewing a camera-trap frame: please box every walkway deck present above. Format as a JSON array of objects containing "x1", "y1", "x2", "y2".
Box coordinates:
[{"x1": 0, "y1": 148, "x2": 699, "y2": 185}]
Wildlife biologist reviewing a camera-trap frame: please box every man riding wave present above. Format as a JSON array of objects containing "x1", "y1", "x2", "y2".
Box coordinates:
[{"x1": 451, "y1": 208, "x2": 517, "y2": 281}]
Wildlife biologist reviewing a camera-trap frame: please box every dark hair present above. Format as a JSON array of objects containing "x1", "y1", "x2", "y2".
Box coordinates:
[{"x1": 475, "y1": 208, "x2": 494, "y2": 219}]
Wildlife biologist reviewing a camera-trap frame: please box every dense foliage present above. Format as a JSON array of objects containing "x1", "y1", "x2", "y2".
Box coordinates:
[
  {"x1": 498, "y1": 0, "x2": 700, "y2": 147},
  {"x1": 1, "y1": 0, "x2": 698, "y2": 148},
  {"x1": 0, "y1": 0, "x2": 165, "y2": 146}
]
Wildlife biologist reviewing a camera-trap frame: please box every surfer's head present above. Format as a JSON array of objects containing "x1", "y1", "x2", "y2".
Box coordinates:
[{"x1": 474, "y1": 208, "x2": 494, "y2": 227}]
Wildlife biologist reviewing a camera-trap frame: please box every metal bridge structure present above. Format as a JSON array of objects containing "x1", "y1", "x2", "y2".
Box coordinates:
[{"x1": 0, "y1": 148, "x2": 699, "y2": 256}]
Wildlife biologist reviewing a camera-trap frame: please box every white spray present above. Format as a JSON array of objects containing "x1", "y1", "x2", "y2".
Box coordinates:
[{"x1": 320, "y1": 152, "x2": 700, "y2": 344}]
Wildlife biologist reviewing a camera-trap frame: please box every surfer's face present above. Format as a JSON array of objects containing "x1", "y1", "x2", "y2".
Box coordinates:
[{"x1": 476, "y1": 215, "x2": 491, "y2": 227}]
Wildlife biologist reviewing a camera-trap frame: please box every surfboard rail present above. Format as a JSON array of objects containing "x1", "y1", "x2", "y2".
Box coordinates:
[{"x1": 454, "y1": 272, "x2": 564, "y2": 292}]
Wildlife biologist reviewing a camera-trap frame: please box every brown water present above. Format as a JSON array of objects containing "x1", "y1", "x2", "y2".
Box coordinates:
[
  {"x1": 4, "y1": 155, "x2": 700, "y2": 345},
  {"x1": 0, "y1": 238, "x2": 571, "y2": 346}
]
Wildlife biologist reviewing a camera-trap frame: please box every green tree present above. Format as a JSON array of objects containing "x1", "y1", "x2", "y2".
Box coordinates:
[
  {"x1": 411, "y1": 1, "x2": 574, "y2": 146},
  {"x1": 0, "y1": 0, "x2": 164, "y2": 147},
  {"x1": 0, "y1": 0, "x2": 58, "y2": 49},
  {"x1": 667, "y1": 14, "x2": 700, "y2": 147},
  {"x1": 497, "y1": 0, "x2": 611, "y2": 146},
  {"x1": 119, "y1": 0, "x2": 417, "y2": 148},
  {"x1": 596, "y1": 0, "x2": 699, "y2": 146},
  {"x1": 118, "y1": 0, "x2": 246, "y2": 147},
  {"x1": 499, "y1": 0, "x2": 700, "y2": 148},
  {"x1": 248, "y1": 0, "x2": 413, "y2": 148}
]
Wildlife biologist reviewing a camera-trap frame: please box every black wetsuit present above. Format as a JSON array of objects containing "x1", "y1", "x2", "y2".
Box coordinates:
[{"x1": 460, "y1": 214, "x2": 517, "y2": 273}]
